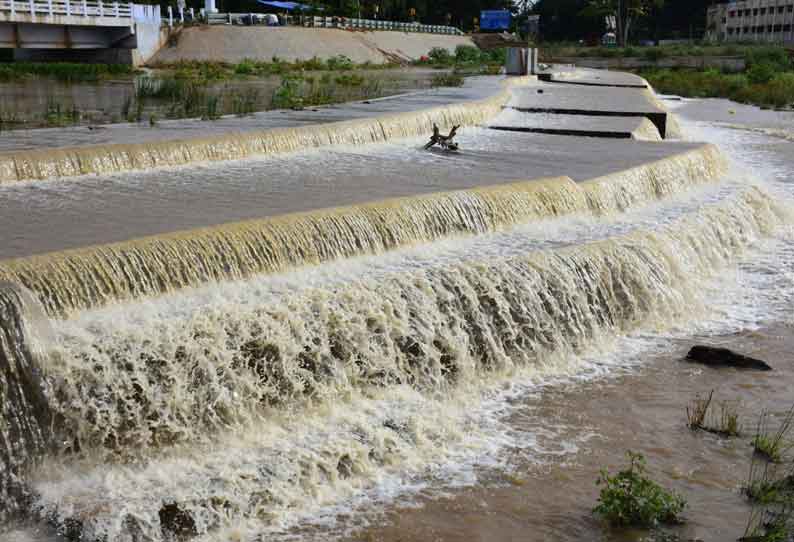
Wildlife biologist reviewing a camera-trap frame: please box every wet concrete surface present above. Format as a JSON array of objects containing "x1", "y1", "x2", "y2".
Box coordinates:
[
  {"x1": 488, "y1": 109, "x2": 660, "y2": 140},
  {"x1": 0, "y1": 129, "x2": 702, "y2": 259}
]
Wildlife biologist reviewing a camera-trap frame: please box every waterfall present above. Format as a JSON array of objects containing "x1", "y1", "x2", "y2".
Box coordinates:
[
  {"x1": 23, "y1": 185, "x2": 785, "y2": 541},
  {"x1": 0, "y1": 283, "x2": 56, "y2": 521}
]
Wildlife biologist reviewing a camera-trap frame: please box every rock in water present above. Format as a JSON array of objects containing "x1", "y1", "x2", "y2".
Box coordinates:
[
  {"x1": 685, "y1": 345, "x2": 772, "y2": 371},
  {"x1": 0, "y1": 282, "x2": 56, "y2": 520}
]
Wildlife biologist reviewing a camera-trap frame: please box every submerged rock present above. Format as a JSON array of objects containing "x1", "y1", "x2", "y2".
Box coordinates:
[{"x1": 685, "y1": 345, "x2": 772, "y2": 371}]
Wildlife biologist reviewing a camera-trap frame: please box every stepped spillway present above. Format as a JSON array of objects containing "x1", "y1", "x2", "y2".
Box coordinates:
[{"x1": 0, "y1": 69, "x2": 788, "y2": 539}]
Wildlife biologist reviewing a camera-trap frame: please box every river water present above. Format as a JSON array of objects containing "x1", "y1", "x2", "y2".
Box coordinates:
[
  {"x1": 0, "y1": 68, "x2": 445, "y2": 130},
  {"x1": 2, "y1": 96, "x2": 794, "y2": 542}
]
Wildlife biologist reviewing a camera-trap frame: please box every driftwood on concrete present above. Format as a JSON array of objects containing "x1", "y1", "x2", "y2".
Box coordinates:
[{"x1": 424, "y1": 124, "x2": 460, "y2": 151}]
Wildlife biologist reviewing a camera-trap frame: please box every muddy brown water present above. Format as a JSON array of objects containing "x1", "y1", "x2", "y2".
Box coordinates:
[
  {"x1": 336, "y1": 100, "x2": 794, "y2": 542},
  {"x1": 349, "y1": 327, "x2": 793, "y2": 542}
]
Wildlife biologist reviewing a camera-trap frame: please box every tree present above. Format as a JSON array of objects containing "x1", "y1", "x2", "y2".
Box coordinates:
[{"x1": 580, "y1": 0, "x2": 663, "y2": 45}]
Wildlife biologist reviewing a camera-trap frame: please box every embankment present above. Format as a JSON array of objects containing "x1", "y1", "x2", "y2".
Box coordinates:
[{"x1": 152, "y1": 26, "x2": 475, "y2": 65}]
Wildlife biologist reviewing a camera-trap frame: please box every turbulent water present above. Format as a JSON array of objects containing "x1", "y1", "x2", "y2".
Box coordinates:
[{"x1": 1, "y1": 90, "x2": 794, "y2": 541}]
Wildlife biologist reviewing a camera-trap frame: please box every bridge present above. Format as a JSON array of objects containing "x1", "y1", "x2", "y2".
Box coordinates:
[{"x1": 0, "y1": 0, "x2": 163, "y2": 63}]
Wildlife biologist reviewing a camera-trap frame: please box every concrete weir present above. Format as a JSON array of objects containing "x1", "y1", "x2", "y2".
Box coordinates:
[
  {"x1": 0, "y1": 67, "x2": 744, "y2": 528},
  {"x1": 0, "y1": 68, "x2": 727, "y2": 316}
]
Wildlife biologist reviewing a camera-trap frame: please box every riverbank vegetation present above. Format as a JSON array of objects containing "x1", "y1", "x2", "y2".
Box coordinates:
[
  {"x1": 415, "y1": 45, "x2": 506, "y2": 76},
  {"x1": 0, "y1": 62, "x2": 134, "y2": 82},
  {"x1": 542, "y1": 43, "x2": 788, "y2": 61},
  {"x1": 638, "y1": 47, "x2": 794, "y2": 110},
  {"x1": 0, "y1": 45, "x2": 495, "y2": 129}
]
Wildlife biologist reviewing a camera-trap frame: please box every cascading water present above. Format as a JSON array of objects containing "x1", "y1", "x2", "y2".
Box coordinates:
[
  {"x1": 0, "y1": 144, "x2": 725, "y2": 317},
  {"x1": 2, "y1": 74, "x2": 791, "y2": 542},
  {"x1": 0, "y1": 181, "x2": 781, "y2": 541},
  {"x1": 0, "y1": 283, "x2": 56, "y2": 521}
]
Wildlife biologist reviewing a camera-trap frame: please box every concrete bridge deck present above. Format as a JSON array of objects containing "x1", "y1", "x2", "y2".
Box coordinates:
[{"x1": 0, "y1": 0, "x2": 162, "y2": 63}]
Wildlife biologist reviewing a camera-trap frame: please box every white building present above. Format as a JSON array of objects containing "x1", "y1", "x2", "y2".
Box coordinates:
[{"x1": 707, "y1": 0, "x2": 794, "y2": 43}]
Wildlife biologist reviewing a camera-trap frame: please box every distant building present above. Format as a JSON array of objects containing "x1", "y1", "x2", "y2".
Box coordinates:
[{"x1": 707, "y1": 0, "x2": 794, "y2": 43}]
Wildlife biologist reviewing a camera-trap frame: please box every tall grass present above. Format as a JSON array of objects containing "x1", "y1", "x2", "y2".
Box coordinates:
[
  {"x1": 0, "y1": 62, "x2": 133, "y2": 82},
  {"x1": 154, "y1": 55, "x2": 398, "y2": 81}
]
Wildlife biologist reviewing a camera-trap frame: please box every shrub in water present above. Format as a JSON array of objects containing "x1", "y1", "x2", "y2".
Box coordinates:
[{"x1": 594, "y1": 451, "x2": 687, "y2": 527}]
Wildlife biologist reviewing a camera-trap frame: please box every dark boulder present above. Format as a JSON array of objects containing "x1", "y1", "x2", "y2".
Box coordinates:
[
  {"x1": 685, "y1": 345, "x2": 772, "y2": 371},
  {"x1": 159, "y1": 503, "x2": 197, "y2": 538}
]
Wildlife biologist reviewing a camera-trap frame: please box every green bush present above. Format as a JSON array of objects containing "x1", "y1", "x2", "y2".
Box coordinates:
[
  {"x1": 326, "y1": 54, "x2": 354, "y2": 71},
  {"x1": 745, "y1": 47, "x2": 793, "y2": 72},
  {"x1": 428, "y1": 47, "x2": 453, "y2": 65},
  {"x1": 644, "y1": 48, "x2": 666, "y2": 62},
  {"x1": 234, "y1": 59, "x2": 256, "y2": 75},
  {"x1": 482, "y1": 48, "x2": 507, "y2": 64},
  {"x1": 748, "y1": 62, "x2": 777, "y2": 85},
  {"x1": 594, "y1": 451, "x2": 687, "y2": 527},
  {"x1": 455, "y1": 45, "x2": 482, "y2": 63}
]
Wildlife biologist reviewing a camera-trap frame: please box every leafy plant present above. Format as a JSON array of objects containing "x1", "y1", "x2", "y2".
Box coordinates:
[
  {"x1": 428, "y1": 47, "x2": 453, "y2": 65},
  {"x1": 455, "y1": 45, "x2": 482, "y2": 64},
  {"x1": 594, "y1": 451, "x2": 686, "y2": 527}
]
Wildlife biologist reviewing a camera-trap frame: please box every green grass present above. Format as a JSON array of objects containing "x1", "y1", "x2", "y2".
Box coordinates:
[
  {"x1": 752, "y1": 408, "x2": 794, "y2": 463},
  {"x1": 431, "y1": 73, "x2": 465, "y2": 88},
  {"x1": 641, "y1": 68, "x2": 794, "y2": 110},
  {"x1": 0, "y1": 62, "x2": 133, "y2": 82},
  {"x1": 593, "y1": 451, "x2": 687, "y2": 528}
]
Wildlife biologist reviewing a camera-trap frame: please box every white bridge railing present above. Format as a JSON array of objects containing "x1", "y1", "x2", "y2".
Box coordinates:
[{"x1": 0, "y1": 0, "x2": 160, "y2": 22}]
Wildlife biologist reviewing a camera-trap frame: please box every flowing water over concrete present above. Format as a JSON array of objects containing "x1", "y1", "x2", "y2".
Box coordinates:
[{"x1": 1, "y1": 75, "x2": 793, "y2": 542}]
